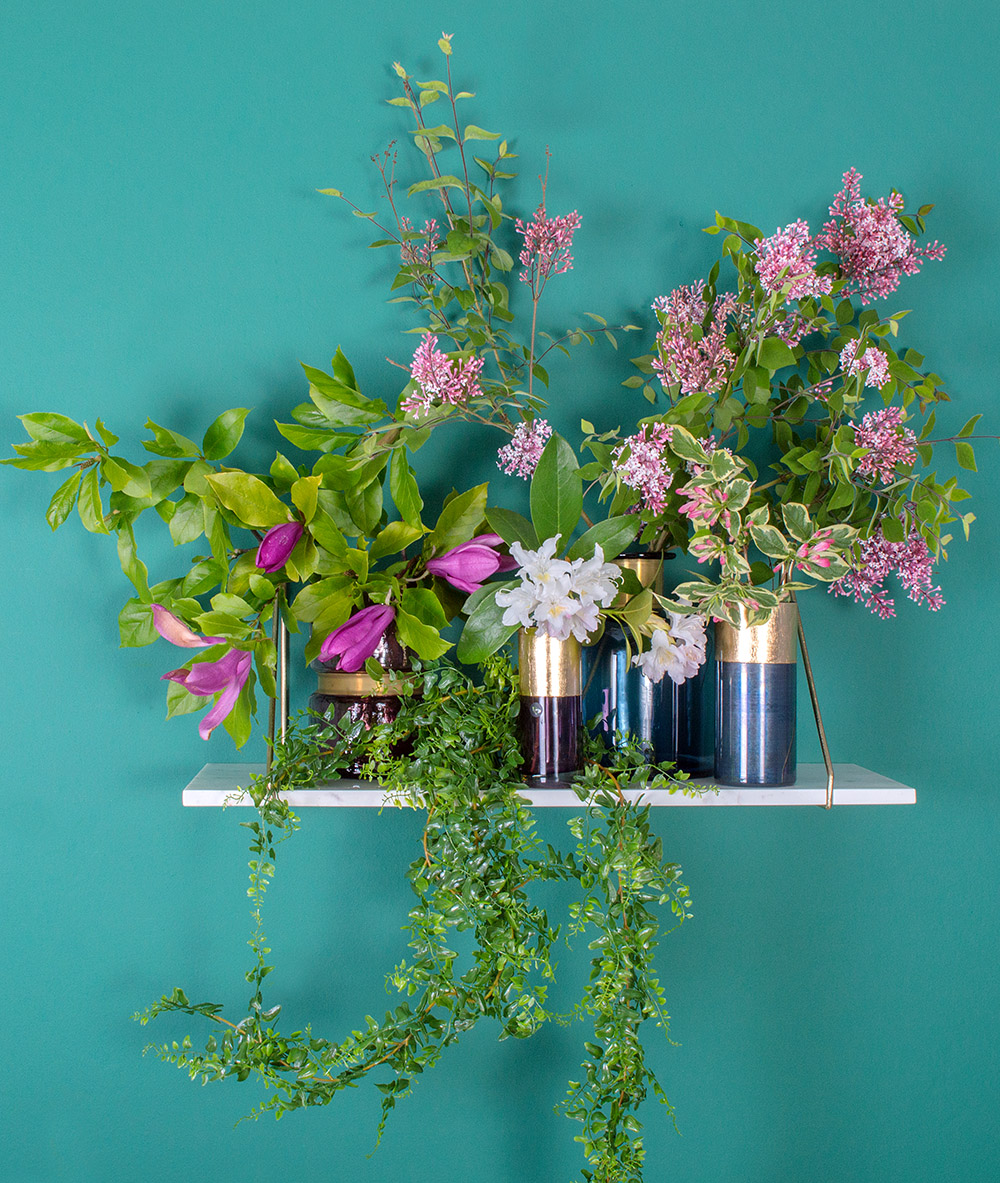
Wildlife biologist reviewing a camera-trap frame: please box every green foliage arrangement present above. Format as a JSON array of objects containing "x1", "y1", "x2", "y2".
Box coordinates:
[{"x1": 138, "y1": 659, "x2": 696, "y2": 1183}]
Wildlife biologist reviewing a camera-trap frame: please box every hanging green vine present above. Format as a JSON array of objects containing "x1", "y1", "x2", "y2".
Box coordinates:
[{"x1": 136, "y1": 658, "x2": 698, "y2": 1183}]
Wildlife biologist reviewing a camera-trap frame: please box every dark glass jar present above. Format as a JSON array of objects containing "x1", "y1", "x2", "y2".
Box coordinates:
[
  {"x1": 714, "y1": 603, "x2": 797, "y2": 786},
  {"x1": 308, "y1": 624, "x2": 412, "y2": 777},
  {"x1": 517, "y1": 629, "x2": 582, "y2": 785}
]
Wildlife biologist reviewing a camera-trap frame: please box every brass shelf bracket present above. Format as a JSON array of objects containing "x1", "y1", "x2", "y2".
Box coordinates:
[{"x1": 792, "y1": 594, "x2": 834, "y2": 809}]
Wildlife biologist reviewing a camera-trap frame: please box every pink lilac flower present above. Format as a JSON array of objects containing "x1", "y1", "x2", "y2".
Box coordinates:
[
  {"x1": 163, "y1": 648, "x2": 253, "y2": 740},
  {"x1": 816, "y1": 169, "x2": 946, "y2": 303},
  {"x1": 853, "y1": 406, "x2": 917, "y2": 484},
  {"x1": 402, "y1": 334, "x2": 485, "y2": 417},
  {"x1": 399, "y1": 217, "x2": 440, "y2": 265},
  {"x1": 775, "y1": 310, "x2": 810, "y2": 347},
  {"x1": 319, "y1": 604, "x2": 396, "y2": 671},
  {"x1": 516, "y1": 205, "x2": 582, "y2": 291},
  {"x1": 612, "y1": 423, "x2": 675, "y2": 515},
  {"x1": 755, "y1": 219, "x2": 833, "y2": 301},
  {"x1": 255, "y1": 522, "x2": 303, "y2": 572},
  {"x1": 426, "y1": 534, "x2": 517, "y2": 594},
  {"x1": 840, "y1": 339, "x2": 890, "y2": 388},
  {"x1": 830, "y1": 527, "x2": 944, "y2": 618},
  {"x1": 810, "y1": 377, "x2": 836, "y2": 402},
  {"x1": 497, "y1": 419, "x2": 553, "y2": 479},
  {"x1": 651, "y1": 284, "x2": 736, "y2": 395}
]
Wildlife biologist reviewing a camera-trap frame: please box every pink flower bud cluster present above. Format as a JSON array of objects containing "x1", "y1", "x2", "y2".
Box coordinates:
[
  {"x1": 754, "y1": 219, "x2": 833, "y2": 301},
  {"x1": 399, "y1": 217, "x2": 440, "y2": 265},
  {"x1": 516, "y1": 205, "x2": 582, "y2": 289},
  {"x1": 840, "y1": 339, "x2": 890, "y2": 388},
  {"x1": 830, "y1": 527, "x2": 944, "y2": 618},
  {"x1": 677, "y1": 481, "x2": 735, "y2": 536},
  {"x1": 853, "y1": 407, "x2": 917, "y2": 484},
  {"x1": 816, "y1": 169, "x2": 946, "y2": 303},
  {"x1": 497, "y1": 418, "x2": 553, "y2": 480},
  {"x1": 612, "y1": 423, "x2": 675, "y2": 515},
  {"x1": 403, "y1": 334, "x2": 484, "y2": 417},
  {"x1": 651, "y1": 284, "x2": 736, "y2": 396},
  {"x1": 795, "y1": 527, "x2": 836, "y2": 571}
]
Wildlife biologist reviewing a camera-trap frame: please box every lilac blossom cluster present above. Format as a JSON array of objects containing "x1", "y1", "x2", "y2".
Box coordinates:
[
  {"x1": 632, "y1": 612, "x2": 707, "y2": 685},
  {"x1": 754, "y1": 219, "x2": 833, "y2": 301},
  {"x1": 853, "y1": 407, "x2": 917, "y2": 484},
  {"x1": 830, "y1": 528, "x2": 944, "y2": 618},
  {"x1": 516, "y1": 205, "x2": 582, "y2": 289},
  {"x1": 652, "y1": 284, "x2": 736, "y2": 395},
  {"x1": 612, "y1": 422, "x2": 675, "y2": 514},
  {"x1": 840, "y1": 339, "x2": 890, "y2": 388},
  {"x1": 816, "y1": 169, "x2": 946, "y2": 302},
  {"x1": 494, "y1": 537, "x2": 620, "y2": 643},
  {"x1": 403, "y1": 333, "x2": 484, "y2": 417},
  {"x1": 497, "y1": 419, "x2": 553, "y2": 480},
  {"x1": 399, "y1": 217, "x2": 440, "y2": 265}
]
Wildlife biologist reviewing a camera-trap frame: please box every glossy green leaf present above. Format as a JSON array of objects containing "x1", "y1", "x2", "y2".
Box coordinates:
[
  {"x1": 426, "y1": 483, "x2": 488, "y2": 555},
  {"x1": 205, "y1": 473, "x2": 293, "y2": 528},
  {"x1": 202, "y1": 408, "x2": 251, "y2": 461},
  {"x1": 565, "y1": 516, "x2": 639, "y2": 563},
  {"x1": 77, "y1": 467, "x2": 108, "y2": 533},
  {"x1": 529, "y1": 435, "x2": 582, "y2": 547},
  {"x1": 46, "y1": 468, "x2": 82, "y2": 530}
]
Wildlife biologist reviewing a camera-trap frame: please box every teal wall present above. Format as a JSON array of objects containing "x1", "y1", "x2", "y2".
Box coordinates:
[{"x1": 3, "y1": 2, "x2": 999, "y2": 1180}]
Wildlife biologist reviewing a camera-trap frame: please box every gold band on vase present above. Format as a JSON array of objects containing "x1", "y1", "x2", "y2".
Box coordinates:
[
  {"x1": 316, "y1": 670, "x2": 410, "y2": 697},
  {"x1": 518, "y1": 629, "x2": 582, "y2": 697},
  {"x1": 616, "y1": 554, "x2": 665, "y2": 594},
  {"x1": 714, "y1": 602, "x2": 799, "y2": 664}
]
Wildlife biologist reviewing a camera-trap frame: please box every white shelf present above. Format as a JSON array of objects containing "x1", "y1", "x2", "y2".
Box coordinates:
[{"x1": 182, "y1": 763, "x2": 915, "y2": 808}]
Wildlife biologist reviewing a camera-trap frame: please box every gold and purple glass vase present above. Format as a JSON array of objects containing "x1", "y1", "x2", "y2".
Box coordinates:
[
  {"x1": 518, "y1": 628, "x2": 582, "y2": 784},
  {"x1": 714, "y1": 602, "x2": 797, "y2": 786}
]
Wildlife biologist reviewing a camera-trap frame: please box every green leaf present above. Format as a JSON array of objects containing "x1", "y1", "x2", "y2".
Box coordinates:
[
  {"x1": 168, "y1": 493, "x2": 207, "y2": 545},
  {"x1": 407, "y1": 174, "x2": 463, "y2": 197},
  {"x1": 958, "y1": 414, "x2": 982, "y2": 438},
  {"x1": 370, "y1": 520, "x2": 423, "y2": 561},
  {"x1": 484, "y1": 507, "x2": 537, "y2": 550},
  {"x1": 749, "y1": 561, "x2": 775, "y2": 585},
  {"x1": 780, "y1": 502, "x2": 812, "y2": 542},
  {"x1": 118, "y1": 598, "x2": 158, "y2": 647},
  {"x1": 881, "y1": 517, "x2": 906, "y2": 543},
  {"x1": 956, "y1": 441, "x2": 977, "y2": 472},
  {"x1": 565, "y1": 516, "x2": 639, "y2": 562},
  {"x1": 757, "y1": 336, "x2": 797, "y2": 373},
  {"x1": 102, "y1": 456, "x2": 151, "y2": 499},
  {"x1": 529, "y1": 435, "x2": 582, "y2": 546},
  {"x1": 117, "y1": 524, "x2": 151, "y2": 600},
  {"x1": 749, "y1": 523, "x2": 788, "y2": 559},
  {"x1": 18, "y1": 412, "x2": 91, "y2": 445},
  {"x1": 345, "y1": 478, "x2": 383, "y2": 535},
  {"x1": 46, "y1": 468, "x2": 82, "y2": 530},
  {"x1": 400, "y1": 586, "x2": 448, "y2": 630},
  {"x1": 205, "y1": 473, "x2": 293, "y2": 528},
  {"x1": 202, "y1": 408, "x2": 251, "y2": 461},
  {"x1": 394, "y1": 609, "x2": 451, "y2": 660},
  {"x1": 143, "y1": 420, "x2": 201, "y2": 458},
  {"x1": 290, "y1": 475, "x2": 322, "y2": 522},
  {"x1": 389, "y1": 449, "x2": 423, "y2": 527},
  {"x1": 455, "y1": 583, "x2": 518, "y2": 663},
  {"x1": 462, "y1": 124, "x2": 500, "y2": 141},
  {"x1": 77, "y1": 467, "x2": 108, "y2": 533},
  {"x1": 426, "y1": 483, "x2": 488, "y2": 554}
]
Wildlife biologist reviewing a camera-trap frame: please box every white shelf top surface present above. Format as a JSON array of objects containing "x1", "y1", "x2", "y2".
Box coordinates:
[{"x1": 182, "y1": 763, "x2": 915, "y2": 808}]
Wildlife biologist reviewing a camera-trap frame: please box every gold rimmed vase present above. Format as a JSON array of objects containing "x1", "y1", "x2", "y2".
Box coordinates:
[
  {"x1": 714, "y1": 602, "x2": 797, "y2": 786},
  {"x1": 517, "y1": 628, "x2": 582, "y2": 784}
]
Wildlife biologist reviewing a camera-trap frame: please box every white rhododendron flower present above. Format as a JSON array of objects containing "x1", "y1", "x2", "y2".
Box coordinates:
[
  {"x1": 633, "y1": 612, "x2": 708, "y2": 685},
  {"x1": 495, "y1": 536, "x2": 621, "y2": 642}
]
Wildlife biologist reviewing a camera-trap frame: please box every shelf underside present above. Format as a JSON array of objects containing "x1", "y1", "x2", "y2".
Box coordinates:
[{"x1": 182, "y1": 763, "x2": 915, "y2": 808}]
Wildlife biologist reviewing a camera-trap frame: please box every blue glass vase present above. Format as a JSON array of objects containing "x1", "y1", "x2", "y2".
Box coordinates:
[{"x1": 714, "y1": 603, "x2": 798, "y2": 786}]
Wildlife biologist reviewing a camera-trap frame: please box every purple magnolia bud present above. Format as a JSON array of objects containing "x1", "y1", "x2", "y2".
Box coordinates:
[
  {"x1": 162, "y1": 647, "x2": 253, "y2": 740},
  {"x1": 152, "y1": 604, "x2": 224, "y2": 648},
  {"x1": 255, "y1": 521, "x2": 303, "y2": 573},
  {"x1": 318, "y1": 604, "x2": 396, "y2": 672},
  {"x1": 426, "y1": 533, "x2": 517, "y2": 594}
]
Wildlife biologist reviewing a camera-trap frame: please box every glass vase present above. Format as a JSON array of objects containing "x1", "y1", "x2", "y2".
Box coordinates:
[
  {"x1": 714, "y1": 603, "x2": 798, "y2": 786},
  {"x1": 308, "y1": 624, "x2": 412, "y2": 776},
  {"x1": 518, "y1": 628, "x2": 582, "y2": 784}
]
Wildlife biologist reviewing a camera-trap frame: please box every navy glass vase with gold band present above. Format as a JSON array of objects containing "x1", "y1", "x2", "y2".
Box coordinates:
[
  {"x1": 714, "y1": 602, "x2": 797, "y2": 786},
  {"x1": 518, "y1": 629, "x2": 582, "y2": 784},
  {"x1": 581, "y1": 553, "x2": 714, "y2": 773},
  {"x1": 308, "y1": 624, "x2": 412, "y2": 776}
]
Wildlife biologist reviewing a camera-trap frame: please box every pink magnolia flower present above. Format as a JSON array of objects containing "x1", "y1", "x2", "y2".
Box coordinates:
[
  {"x1": 152, "y1": 605, "x2": 224, "y2": 648},
  {"x1": 755, "y1": 219, "x2": 833, "y2": 301},
  {"x1": 816, "y1": 168, "x2": 946, "y2": 303},
  {"x1": 163, "y1": 649, "x2": 253, "y2": 740},
  {"x1": 840, "y1": 340, "x2": 890, "y2": 388},
  {"x1": 516, "y1": 205, "x2": 581, "y2": 291},
  {"x1": 255, "y1": 522, "x2": 303, "y2": 572},
  {"x1": 319, "y1": 604, "x2": 396, "y2": 672},
  {"x1": 426, "y1": 534, "x2": 517, "y2": 594},
  {"x1": 402, "y1": 334, "x2": 484, "y2": 418},
  {"x1": 497, "y1": 419, "x2": 552, "y2": 480},
  {"x1": 612, "y1": 423, "x2": 675, "y2": 515},
  {"x1": 853, "y1": 407, "x2": 917, "y2": 484}
]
